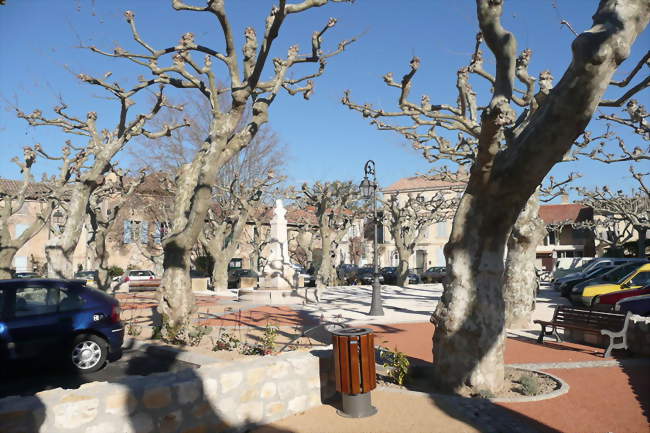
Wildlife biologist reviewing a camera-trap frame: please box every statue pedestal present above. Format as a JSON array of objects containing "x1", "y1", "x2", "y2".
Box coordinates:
[{"x1": 238, "y1": 287, "x2": 321, "y2": 305}]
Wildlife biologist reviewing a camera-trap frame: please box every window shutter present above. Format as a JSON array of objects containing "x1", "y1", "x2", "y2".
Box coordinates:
[
  {"x1": 140, "y1": 221, "x2": 149, "y2": 244},
  {"x1": 153, "y1": 222, "x2": 162, "y2": 244},
  {"x1": 123, "y1": 220, "x2": 132, "y2": 244}
]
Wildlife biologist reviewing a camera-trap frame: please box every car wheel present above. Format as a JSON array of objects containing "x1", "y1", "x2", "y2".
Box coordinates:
[{"x1": 70, "y1": 334, "x2": 108, "y2": 373}]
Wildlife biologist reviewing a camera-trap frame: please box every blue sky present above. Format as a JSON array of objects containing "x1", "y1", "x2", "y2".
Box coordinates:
[{"x1": 1, "y1": 1, "x2": 648, "y2": 197}]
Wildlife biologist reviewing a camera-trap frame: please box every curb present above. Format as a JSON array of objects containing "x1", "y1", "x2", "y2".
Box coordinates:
[{"x1": 122, "y1": 337, "x2": 218, "y2": 366}]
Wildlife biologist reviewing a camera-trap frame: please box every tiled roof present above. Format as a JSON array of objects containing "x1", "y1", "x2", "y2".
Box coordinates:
[
  {"x1": 538, "y1": 203, "x2": 593, "y2": 224},
  {"x1": 383, "y1": 176, "x2": 466, "y2": 193},
  {"x1": 0, "y1": 178, "x2": 51, "y2": 198}
]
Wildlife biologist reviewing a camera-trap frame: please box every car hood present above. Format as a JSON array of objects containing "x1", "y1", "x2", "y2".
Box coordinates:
[{"x1": 582, "y1": 283, "x2": 620, "y2": 297}]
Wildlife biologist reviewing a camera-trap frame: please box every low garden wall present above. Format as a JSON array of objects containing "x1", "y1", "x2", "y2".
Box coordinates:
[{"x1": 0, "y1": 349, "x2": 335, "y2": 433}]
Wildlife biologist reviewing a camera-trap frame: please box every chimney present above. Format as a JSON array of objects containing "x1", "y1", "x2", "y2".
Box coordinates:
[{"x1": 561, "y1": 193, "x2": 569, "y2": 204}]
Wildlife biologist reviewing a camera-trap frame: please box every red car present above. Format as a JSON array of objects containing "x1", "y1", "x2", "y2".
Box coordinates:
[{"x1": 593, "y1": 285, "x2": 650, "y2": 308}]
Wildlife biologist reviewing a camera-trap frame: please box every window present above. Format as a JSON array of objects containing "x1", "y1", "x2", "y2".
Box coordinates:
[
  {"x1": 123, "y1": 220, "x2": 133, "y2": 244},
  {"x1": 436, "y1": 222, "x2": 447, "y2": 238},
  {"x1": 58, "y1": 288, "x2": 85, "y2": 312},
  {"x1": 630, "y1": 272, "x2": 650, "y2": 287},
  {"x1": 153, "y1": 222, "x2": 162, "y2": 244},
  {"x1": 15, "y1": 287, "x2": 58, "y2": 317},
  {"x1": 15, "y1": 224, "x2": 28, "y2": 238}
]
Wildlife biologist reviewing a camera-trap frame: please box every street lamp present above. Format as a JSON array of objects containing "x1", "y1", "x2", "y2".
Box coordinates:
[
  {"x1": 52, "y1": 210, "x2": 65, "y2": 232},
  {"x1": 360, "y1": 160, "x2": 383, "y2": 316}
]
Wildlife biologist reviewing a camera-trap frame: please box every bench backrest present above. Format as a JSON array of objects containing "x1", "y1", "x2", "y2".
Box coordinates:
[{"x1": 552, "y1": 305, "x2": 626, "y2": 331}]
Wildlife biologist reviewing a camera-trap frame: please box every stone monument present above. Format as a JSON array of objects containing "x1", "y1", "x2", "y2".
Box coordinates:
[
  {"x1": 238, "y1": 199, "x2": 320, "y2": 304},
  {"x1": 260, "y1": 199, "x2": 293, "y2": 289}
]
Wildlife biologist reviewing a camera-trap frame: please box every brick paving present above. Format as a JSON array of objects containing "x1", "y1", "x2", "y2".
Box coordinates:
[{"x1": 113, "y1": 289, "x2": 649, "y2": 432}]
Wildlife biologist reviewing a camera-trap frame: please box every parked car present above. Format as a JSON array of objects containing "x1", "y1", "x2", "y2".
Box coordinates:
[
  {"x1": 355, "y1": 267, "x2": 384, "y2": 285},
  {"x1": 121, "y1": 269, "x2": 156, "y2": 283},
  {"x1": 421, "y1": 266, "x2": 447, "y2": 284},
  {"x1": 336, "y1": 264, "x2": 359, "y2": 285},
  {"x1": 74, "y1": 270, "x2": 99, "y2": 287},
  {"x1": 227, "y1": 268, "x2": 259, "y2": 289},
  {"x1": 290, "y1": 264, "x2": 316, "y2": 287},
  {"x1": 558, "y1": 265, "x2": 616, "y2": 297},
  {"x1": 570, "y1": 261, "x2": 649, "y2": 301},
  {"x1": 553, "y1": 257, "x2": 647, "y2": 290},
  {"x1": 614, "y1": 293, "x2": 650, "y2": 316},
  {"x1": 593, "y1": 285, "x2": 650, "y2": 310},
  {"x1": 381, "y1": 267, "x2": 420, "y2": 285},
  {"x1": 0, "y1": 279, "x2": 124, "y2": 372},
  {"x1": 579, "y1": 263, "x2": 650, "y2": 306}
]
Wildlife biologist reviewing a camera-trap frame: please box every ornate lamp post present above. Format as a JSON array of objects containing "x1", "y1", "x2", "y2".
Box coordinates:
[{"x1": 360, "y1": 160, "x2": 384, "y2": 316}]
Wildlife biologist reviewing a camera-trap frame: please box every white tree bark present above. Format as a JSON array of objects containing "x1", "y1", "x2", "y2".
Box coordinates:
[{"x1": 503, "y1": 193, "x2": 547, "y2": 329}]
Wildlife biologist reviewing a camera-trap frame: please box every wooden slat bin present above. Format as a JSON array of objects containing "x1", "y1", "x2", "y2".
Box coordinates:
[{"x1": 332, "y1": 328, "x2": 377, "y2": 395}]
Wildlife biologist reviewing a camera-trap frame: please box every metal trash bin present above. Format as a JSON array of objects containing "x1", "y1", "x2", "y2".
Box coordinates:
[{"x1": 331, "y1": 327, "x2": 377, "y2": 418}]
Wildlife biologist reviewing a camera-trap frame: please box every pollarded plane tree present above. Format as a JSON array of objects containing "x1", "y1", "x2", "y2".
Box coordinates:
[
  {"x1": 288, "y1": 210, "x2": 320, "y2": 270},
  {"x1": 200, "y1": 171, "x2": 282, "y2": 292},
  {"x1": 0, "y1": 146, "x2": 77, "y2": 278},
  {"x1": 382, "y1": 192, "x2": 457, "y2": 287},
  {"x1": 90, "y1": 1, "x2": 355, "y2": 335},
  {"x1": 16, "y1": 82, "x2": 188, "y2": 279},
  {"x1": 299, "y1": 181, "x2": 361, "y2": 287},
  {"x1": 85, "y1": 169, "x2": 146, "y2": 291},
  {"x1": 578, "y1": 169, "x2": 649, "y2": 258},
  {"x1": 576, "y1": 96, "x2": 650, "y2": 257},
  {"x1": 344, "y1": 0, "x2": 648, "y2": 392}
]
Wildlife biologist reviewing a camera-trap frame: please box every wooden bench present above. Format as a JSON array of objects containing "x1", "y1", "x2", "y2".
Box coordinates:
[{"x1": 534, "y1": 306, "x2": 631, "y2": 357}]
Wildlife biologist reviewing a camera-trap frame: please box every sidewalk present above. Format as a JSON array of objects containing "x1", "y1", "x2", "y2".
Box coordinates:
[{"x1": 216, "y1": 285, "x2": 648, "y2": 433}]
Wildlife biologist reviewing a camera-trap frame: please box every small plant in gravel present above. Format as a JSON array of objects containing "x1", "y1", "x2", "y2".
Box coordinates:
[
  {"x1": 380, "y1": 346, "x2": 410, "y2": 386},
  {"x1": 518, "y1": 373, "x2": 540, "y2": 396},
  {"x1": 160, "y1": 314, "x2": 211, "y2": 346},
  {"x1": 476, "y1": 389, "x2": 495, "y2": 399},
  {"x1": 240, "y1": 343, "x2": 266, "y2": 356},
  {"x1": 212, "y1": 331, "x2": 241, "y2": 351},
  {"x1": 127, "y1": 322, "x2": 142, "y2": 337},
  {"x1": 261, "y1": 323, "x2": 279, "y2": 353},
  {"x1": 151, "y1": 325, "x2": 162, "y2": 340}
]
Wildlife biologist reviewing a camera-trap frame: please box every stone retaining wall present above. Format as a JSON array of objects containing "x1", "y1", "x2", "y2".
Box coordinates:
[{"x1": 0, "y1": 349, "x2": 335, "y2": 433}]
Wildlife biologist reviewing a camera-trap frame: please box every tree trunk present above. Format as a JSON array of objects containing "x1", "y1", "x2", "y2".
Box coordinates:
[
  {"x1": 503, "y1": 193, "x2": 547, "y2": 329},
  {"x1": 47, "y1": 185, "x2": 92, "y2": 278},
  {"x1": 160, "y1": 241, "x2": 195, "y2": 330},
  {"x1": 316, "y1": 242, "x2": 335, "y2": 287},
  {"x1": 211, "y1": 256, "x2": 230, "y2": 292},
  {"x1": 0, "y1": 248, "x2": 16, "y2": 279},
  {"x1": 432, "y1": 193, "x2": 514, "y2": 393},
  {"x1": 396, "y1": 246, "x2": 410, "y2": 286},
  {"x1": 636, "y1": 226, "x2": 647, "y2": 258}
]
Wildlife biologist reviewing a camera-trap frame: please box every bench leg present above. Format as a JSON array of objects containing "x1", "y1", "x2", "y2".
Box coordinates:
[
  {"x1": 537, "y1": 325, "x2": 546, "y2": 344},
  {"x1": 553, "y1": 327, "x2": 562, "y2": 343}
]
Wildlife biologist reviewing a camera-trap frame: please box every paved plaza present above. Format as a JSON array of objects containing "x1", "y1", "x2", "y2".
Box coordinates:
[{"x1": 117, "y1": 283, "x2": 650, "y2": 433}]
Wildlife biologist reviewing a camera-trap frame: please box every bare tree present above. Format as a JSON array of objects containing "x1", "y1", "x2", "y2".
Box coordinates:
[
  {"x1": 343, "y1": 0, "x2": 649, "y2": 392},
  {"x1": 0, "y1": 147, "x2": 72, "y2": 278},
  {"x1": 288, "y1": 210, "x2": 320, "y2": 269},
  {"x1": 299, "y1": 181, "x2": 361, "y2": 287},
  {"x1": 382, "y1": 192, "x2": 457, "y2": 286},
  {"x1": 16, "y1": 82, "x2": 187, "y2": 279},
  {"x1": 90, "y1": 2, "x2": 355, "y2": 335},
  {"x1": 86, "y1": 169, "x2": 146, "y2": 291},
  {"x1": 200, "y1": 172, "x2": 281, "y2": 291},
  {"x1": 578, "y1": 172, "x2": 649, "y2": 258}
]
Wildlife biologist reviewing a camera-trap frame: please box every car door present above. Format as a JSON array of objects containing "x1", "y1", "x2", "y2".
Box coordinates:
[
  {"x1": 627, "y1": 271, "x2": 650, "y2": 290},
  {"x1": 6, "y1": 283, "x2": 61, "y2": 359},
  {"x1": 0, "y1": 286, "x2": 12, "y2": 359}
]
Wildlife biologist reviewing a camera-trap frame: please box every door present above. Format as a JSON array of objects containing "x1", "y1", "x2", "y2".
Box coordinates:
[
  {"x1": 415, "y1": 250, "x2": 426, "y2": 275},
  {"x1": 6, "y1": 284, "x2": 61, "y2": 359}
]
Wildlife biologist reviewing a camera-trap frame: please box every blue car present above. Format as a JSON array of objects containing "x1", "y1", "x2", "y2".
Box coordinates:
[{"x1": 0, "y1": 279, "x2": 124, "y2": 372}]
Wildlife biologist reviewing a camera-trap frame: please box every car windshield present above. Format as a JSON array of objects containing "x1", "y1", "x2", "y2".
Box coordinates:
[
  {"x1": 609, "y1": 263, "x2": 644, "y2": 281},
  {"x1": 382, "y1": 267, "x2": 397, "y2": 272},
  {"x1": 130, "y1": 270, "x2": 152, "y2": 277},
  {"x1": 587, "y1": 266, "x2": 612, "y2": 277},
  {"x1": 74, "y1": 271, "x2": 96, "y2": 279}
]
